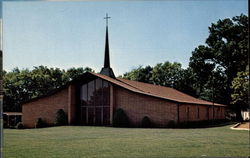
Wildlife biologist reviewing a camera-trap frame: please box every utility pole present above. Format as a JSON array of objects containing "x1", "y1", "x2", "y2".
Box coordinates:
[
  {"x1": 0, "y1": 2, "x2": 3, "y2": 157},
  {"x1": 212, "y1": 71, "x2": 214, "y2": 125}
]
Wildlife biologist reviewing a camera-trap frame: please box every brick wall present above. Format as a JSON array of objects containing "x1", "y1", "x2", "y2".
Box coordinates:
[
  {"x1": 22, "y1": 87, "x2": 69, "y2": 128},
  {"x1": 114, "y1": 86, "x2": 225, "y2": 127},
  {"x1": 214, "y1": 106, "x2": 225, "y2": 120},
  {"x1": 199, "y1": 106, "x2": 209, "y2": 120},
  {"x1": 114, "y1": 86, "x2": 178, "y2": 127},
  {"x1": 179, "y1": 103, "x2": 225, "y2": 122}
]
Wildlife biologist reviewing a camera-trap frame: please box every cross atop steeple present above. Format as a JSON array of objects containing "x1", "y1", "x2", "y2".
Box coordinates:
[
  {"x1": 100, "y1": 13, "x2": 115, "y2": 78},
  {"x1": 104, "y1": 13, "x2": 111, "y2": 27}
]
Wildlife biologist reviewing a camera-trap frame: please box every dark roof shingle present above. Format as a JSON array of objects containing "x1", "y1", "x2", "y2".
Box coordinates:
[{"x1": 92, "y1": 72, "x2": 225, "y2": 107}]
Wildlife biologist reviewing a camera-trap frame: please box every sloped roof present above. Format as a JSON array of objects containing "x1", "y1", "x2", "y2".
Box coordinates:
[{"x1": 91, "y1": 72, "x2": 225, "y2": 107}]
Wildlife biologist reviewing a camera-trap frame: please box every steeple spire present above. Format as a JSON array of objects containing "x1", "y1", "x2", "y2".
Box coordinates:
[
  {"x1": 100, "y1": 13, "x2": 115, "y2": 78},
  {"x1": 104, "y1": 21, "x2": 110, "y2": 68}
]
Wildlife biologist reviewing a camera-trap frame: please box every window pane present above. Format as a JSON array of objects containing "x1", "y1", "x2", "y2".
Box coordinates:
[
  {"x1": 88, "y1": 80, "x2": 95, "y2": 106},
  {"x1": 96, "y1": 78, "x2": 102, "y2": 91},
  {"x1": 95, "y1": 78, "x2": 103, "y2": 106},
  {"x1": 103, "y1": 81, "x2": 110, "y2": 106},
  {"x1": 80, "y1": 84, "x2": 87, "y2": 106}
]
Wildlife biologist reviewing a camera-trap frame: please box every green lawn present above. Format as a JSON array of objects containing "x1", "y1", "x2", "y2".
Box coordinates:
[{"x1": 3, "y1": 125, "x2": 249, "y2": 158}]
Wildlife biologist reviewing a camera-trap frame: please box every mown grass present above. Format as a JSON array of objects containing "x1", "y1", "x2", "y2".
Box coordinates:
[{"x1": 3, "y1": 125, "x2": 249, "y2": 158}]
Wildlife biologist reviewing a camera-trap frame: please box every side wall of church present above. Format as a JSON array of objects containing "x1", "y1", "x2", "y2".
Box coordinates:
[
  {"x1": 169, "y1": 103, "x2": 225, "y2": 123},
  {"x1": 113, "y1": 86, "x2": 178, "y2": 127},
  {"x1": 22, "y1": 87, "x2": 69, "y2": 128},
  {"x1": 113, "y1": 86, "x2": 225, "y2": 127},
  {"x1": 179, "y1": 104, "x2": 209, "y2": 122}
]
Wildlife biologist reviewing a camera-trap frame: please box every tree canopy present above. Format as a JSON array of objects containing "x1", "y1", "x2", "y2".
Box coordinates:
[
  {"x1": 231, "y1": 65, "x2": 249, "y2": 110},
  {"x1": 3, "y1": 66, "x2": 94, "y2": 112},
  {"x1": 189, "y1": 14, "x2": 248, "y2": 105}
]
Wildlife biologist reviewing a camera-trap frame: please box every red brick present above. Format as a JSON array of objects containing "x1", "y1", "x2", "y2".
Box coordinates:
[{"x1": 22, "y1": 87, "x2": 69, "y2": 128}]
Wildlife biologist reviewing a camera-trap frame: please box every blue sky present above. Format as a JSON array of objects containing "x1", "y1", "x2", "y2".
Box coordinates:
[{"x1": 2, "y1": 0, "x2": 248, "y2": 76}]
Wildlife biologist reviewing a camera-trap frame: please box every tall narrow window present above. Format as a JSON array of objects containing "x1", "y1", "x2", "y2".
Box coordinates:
[
  {"x1": 197, "y1": 107, "x2": 200, "y2": 119},
  {"x1": 207, "y1": 107, "x2": 209, "y2": 119},
  {"x1": 88, "y1": 80, "x2": 95, "y2": 106},
  {"x1": 217, "y1": 107, "x2": 220, "y2": 119},
  {"x1": 80, "y1": 84, "x2": 87, "y2": 106},
  {"x1": 103, "y1": 80, "x2": 110, "y2": 124},
  {"x1": 103, "y1": 81, "x2": 110, "y2": 106},
  {"x1": 95, "y1": 78, "x2": 103, "y2": 106}
]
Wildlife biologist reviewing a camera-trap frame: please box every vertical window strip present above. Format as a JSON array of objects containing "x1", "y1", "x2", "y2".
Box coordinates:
[{"x1": 197, "y1": 107, "x2": 200, "y2": 119}]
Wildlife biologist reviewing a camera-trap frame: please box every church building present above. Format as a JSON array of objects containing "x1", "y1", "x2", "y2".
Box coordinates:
[{"x1": 22, "y1": 15, "x2": 225, "y2": 128}]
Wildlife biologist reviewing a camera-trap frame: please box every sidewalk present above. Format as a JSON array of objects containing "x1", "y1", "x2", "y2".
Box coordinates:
[{"x1": 230, "y1": 122, "x2": 249, "y2": 131}]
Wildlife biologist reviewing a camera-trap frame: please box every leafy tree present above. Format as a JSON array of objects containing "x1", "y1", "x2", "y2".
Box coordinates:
[
  {"x1": 3, "y1": 66, "x2": 94, "y2": 112},
  {"x1": 231, "y1": 66, "x2": 249, "y2": 111},
  {"x1": 189, "y1": 46, "x2": 215, "y2": 95},
  {"x1": 176, "y1": 68, "x2": 198, "y2": 97},
  {"x1": 123, "y1": 65, "x2": 153, "y2": 83},
  {"x1": 189, "y1": 14, "x2": 248, "y2": 106},
  {"x1": 3, "y1": 68, "x2": 33, "y2": 111},
  {"x1": 122, "y1": 62, "x2": 197, "y2": 97},
  {"x1": 206, "y1": 14, "x2": 248, "y2": 74},
  {"x1": 30, "y1": 66, "x2": 67, "y2": 96},
  {"x1": 63, "y1": 67, "x2": 94, "y2": 81},
  {"x1": 151, "y1": 61, "x2": 184, "y2": 88}
]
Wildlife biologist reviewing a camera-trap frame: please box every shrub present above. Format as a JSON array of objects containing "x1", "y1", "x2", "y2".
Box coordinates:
[
  {"x1": 113, "y1": 108, "x2": 129, "y2": 127},
  {"x1": 55, "y1": 109, "x2": 68, "y2": 126},
  {"x1": 16, "y1": 122, "x2": 24, "y2": 129},
  {"x1": 35, "y1": 118, "x2": 44, "y2": 128},
  {"x1": 167, "y1": 120, "x2": 176, "y2": 128},
  {"x1": 141, "y1": 116, "x2": 151, "y2": 128}
]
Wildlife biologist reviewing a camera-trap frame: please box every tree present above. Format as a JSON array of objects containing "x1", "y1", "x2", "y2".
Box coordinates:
[
  {"x1": 63, "y1": 67, "x2": 94, "y2": 81},
  {"x1": 3, "y1": 66, "x2": 94, "y2": 112},
  {"x1": 176, "y1": 68, "x2": 198, "y2": 97},
  {"x1": 231, "y1": 66, "x2": 249, "y2": 112},
  {"x1": 123, "y1": 65, "x2": 153, "y2": 83},
  {"x1": 122, "y1": 61, "x2": 197, "y2": 97},
  {"x1": 189, "y1": 14, "x2": 248, "y2": 106},
  {"x1": 3, "y1": 68, "x2": 33, "y2": 111},
  {"x1": 189, "y1": 46, "x2": 215, "y2": 95},
  {"x1": 151, "y1": 61, "x2": 184, "y2": 88}
]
